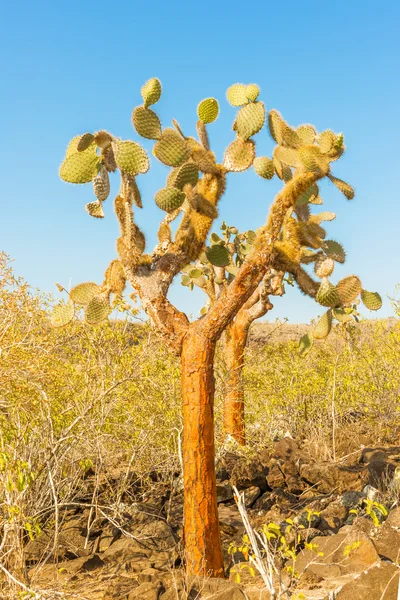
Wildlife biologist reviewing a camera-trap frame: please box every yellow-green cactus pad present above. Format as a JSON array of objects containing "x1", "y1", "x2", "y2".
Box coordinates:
[
  {"x1": 296, "y1": 184, "x2": 319, "y2": 207},
  {"x1": 65, "y1": 136, "x2": 82, "y2": 158},
  {"x1": 245, "y1": 83, "x2": 260, "y2": 102},
  {"x1": 93, "y1": 165, "x2": 110, "y2": 202},
  {"x1": 318, "y1": 130, "x2": 336, "y2": 154},
  {"x1": 60, "y1": 151, "x2": 101, "y2": 184},
  {"x1": 132, "y1": 106, "x2": 162, "y2": 140},
  {"x1": 333, "y1": 308, "x2": 353, "y2": 323},
  {"x1": 167, "y1": 162, "x2": 199, "y2": 189},
  {"x1": 299, "y1": 332, "x2": 314, "y2": 356},
  {"x1": 223, "y1": 138, "x2": 255, "y2": 172},
  {"x1": 268, "y1": 110, "x2": 302, "y2": 148},
  {"x1": 310, "y1": 211, "x2": 336, "y2": 224},
  {"x1": 296, "y1": 124, "x2": 316, "y2": 145},
  {"x1": 197, "y1": 98, "x2": 219, "y2": 124},
  {"x1": 316, "y1": 278, "x2": 340, "y2": 307},
  {"x1": 70, "y1": 282, "x2": 100, "y2": 305},
  {"x1": 104, "y1": 260, "x2": 126, "y2": 295},
  {"x1": 323, "y1": 240, "x2": 346, "y2": 263},
  {"x1": 234, "y1": 102, "x2": 265, "y2": 140},
  {"x1": 328, "y1": 174, "x2": 355, "y2": 200},
  {"x1": 253, "y1": 156, "x2": 274, "y2": 179},
  {"x1": 155, "y1": 187, "x2": 186, "y2": 212},
  {"x1": 337, "y1": 275, "x2": 362, "y2": 304},
  {"x1": 206, "y1": 244, "x2": 230, "y2": 267},
  {"x1": 299, "y1": 146, "x2": 330, "y2": 175},
  {"x1": 314, "y1": 310, "x2": 333, "y2": 339},
  {"x1": 85, "y1": 200, "x2": 104, "y2": 218},
  {"x1": 85, "y1": 294, "x2": 110, "y2": 325},
  {"x1": 114, "y1": 140, "x2": 150, "y2": 175},
  {"x1": 153, "y1": 129, "x2": 190, "y2": 167},
  {"x1": 361, "y1": 289, "x2": 382, "y2": 311},
  {"x1": 141, "y1": 77, "x2": 162, "y2": 108},
  {"x1": 314, "y1": 256, "x2": 335, "y2": 278},
  {"x1": 274, "y1": 146, "x2": 301, "y2": 167},
  {"x1": 77, "y1": 133, "x2": 95, "y2": 152},
  {"x1": 226, "y1": 83, "x2": 248, "y2": 107},
  {"x1": 50, "y1": 302, "x2": 75, "y2": 328},
  {"x1": 191, "y1": 147, "x2": 219, "y2": 174}
]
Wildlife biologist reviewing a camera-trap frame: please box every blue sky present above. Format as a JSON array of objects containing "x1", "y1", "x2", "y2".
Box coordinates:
[{"x1": 1, "y1": 1, "x2": 399, "y2": 324}]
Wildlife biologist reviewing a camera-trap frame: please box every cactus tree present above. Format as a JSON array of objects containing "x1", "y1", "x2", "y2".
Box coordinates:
[{"x1": 55, "y1": 79, "x2": 381, "y2": 577}]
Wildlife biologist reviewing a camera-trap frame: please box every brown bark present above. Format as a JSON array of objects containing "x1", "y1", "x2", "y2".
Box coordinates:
[
  {"x1": 181, "y1": 326, "x2": 224, "y2": 578},
  {"x1": 222, "y1": 317, "x2": 250, "y2": 446}
]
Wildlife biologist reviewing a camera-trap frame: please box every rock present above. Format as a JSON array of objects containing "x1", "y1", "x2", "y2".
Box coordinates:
[
  {"x1": 137, "y1": 568, "x2": 166, "y2": 584},
  {"x1": 318, "y1": 499, "x2": 348, "y2": 532},
  {"x1": 367, "y1": 460, "x2": 396, "y2": 490},
  {"x1": 218, "y1": 505, "x2": 244, "y2": 535},
  {"x1": 385, "y1": 506, "x2": 400, "y2": 528},
  {"x1": 374, "y1": 519, "x2": 400, "y2": 563},
  {"x1": 80, "y1": 553, "x2": 105, "y2": 571},
  {"x1": 341, "y1": 491, "x2": 365, "y2": 508},
  {"x1": 333, "y1": 561, "x2": 399, "y2": 599},
  {"x1": 253, "y1": 492, "x2": 275, "y2": 512},
  {"x1": 103, "y1": 537, "x2": 152, "y2": 563},
  {"x1": 294, "y1": 530, "x2": 380, "y2": 580},
  {"x1": 230, "y1": 458, "x2": 268, "y2": 491},
  {"x1": 188, "y1": 576, "x2": 246, "y2": 599},
  {"x1": 243, "y1": 486, "x2": 261, "y2": 508},
  {"x1": 272, "y1": 437, "x2": 303, "y2": 462},
  {"x1": 102, "y1": 576, "x2": 139, "y2": 599},
  {"x1": 265, "y1": 462, "x2": 285, "y2": 489},
  {"x1": 299, "y1": 462, "x2": 368, "y2": 494},
  {"x1": 217, "y1": 481, "x2": 234, "y2": 503},
  {"x1": 243, "y1": 587, "x2": 272, "y2": 599},
  {"x1": 128, "y1": 581, "x2": 165, "y2": 599}
]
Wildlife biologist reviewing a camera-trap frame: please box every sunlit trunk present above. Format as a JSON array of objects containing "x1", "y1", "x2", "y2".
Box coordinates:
[{"x1": 181, "y1": 329, "x2": 224, "y2": 577}]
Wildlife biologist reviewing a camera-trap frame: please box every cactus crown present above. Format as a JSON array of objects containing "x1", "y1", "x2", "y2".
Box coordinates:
[{"x1": 53, "y1": 78, "x2": 380, "y2": 333}]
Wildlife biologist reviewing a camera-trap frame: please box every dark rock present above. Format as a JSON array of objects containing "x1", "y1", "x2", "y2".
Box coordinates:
[
  {"x1": 243, "y1": 486, "x2": 261, "y2": 508},
  {"x1": 217, "y1": 481, "x2": 234, "y2": 503},
  {"x1": 230, "y1": 458, "x2": 268, "y2": 492},
  {"x1": 341, "y1": 491, "x2": 365, "y2": 508},
  {"x1": 299, "y1": 462, "x2": 368, "y2": 494}
]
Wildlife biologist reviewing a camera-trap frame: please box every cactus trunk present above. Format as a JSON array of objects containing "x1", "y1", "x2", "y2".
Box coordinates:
[
  {"x1": 181, "y1": 329, "x2": 224, "y2": 578},
  {"x1": 222, "y1": 320, "x2": 250, "y2": 446}
]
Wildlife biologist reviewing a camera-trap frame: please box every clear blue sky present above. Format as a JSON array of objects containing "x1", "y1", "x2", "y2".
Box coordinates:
[{"x1": 1, "y1": 1, "x2": 399, "y2": 324}]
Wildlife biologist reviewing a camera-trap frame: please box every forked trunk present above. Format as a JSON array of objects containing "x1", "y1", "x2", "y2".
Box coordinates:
[
  {"x1": 223, "y1": 320, "x2": 250, "y2": 446},
  {"x1": 181, "y1": 330, "x2": 224, "y2": 578}
]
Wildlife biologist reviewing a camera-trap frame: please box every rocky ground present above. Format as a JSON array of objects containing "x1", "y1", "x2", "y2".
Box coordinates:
[{"x1": 13, "y1": 438, "x2": 400, "y2": 599}]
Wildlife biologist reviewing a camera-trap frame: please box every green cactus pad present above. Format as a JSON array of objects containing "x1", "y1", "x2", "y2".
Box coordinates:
[
  {"x1": 167, "y1": 162, "x2": 199, "y2": 190},
  {"x1": 93, "y1": 165, "x2": 110, "y2": 202},
  {"x1": 314, "y1": 310, "x2": 333, "y2": 339},
  {"x1": 299, "y1": 332, "x2": 314, "y2": 356},
  {"x1": 223, "y1": 138, "x2": 255, "y2": 172},
  {"x1": 104, "y1": 260, "x2": 126, "y2": 295},
  {"x1": 337, "y1": 275, "x2": 362, "y2": 304},
  {"x1": 314, "y1": 256, "x2": 335, "y2": 278},
  {"x1": 114, "y1": 140, "x2": 150, "y2": 175},
  {"x1": 296, "y1": 125, "x2": 316, "y2": 145},
  {"x1": 77, "y1": 133, "x2": 95, "y2": 152},
  {"x1": 132, "y1": 106, "x2": 162, "y2": 140},
  {"x1": 60, "y1": 151, "x2": 101, "y2": 184},
  {"x1": 141, "y1": 78, "x2": 162, "y2": 108},
  {"x1": 299, "y1": 146, "x2": 330, "y2": 175},
  {"x1": 318, "y1": 130, "x2": 336, "y2": 154},
  {"x1": 153, "y1": 129, "x2": 190, "y2": 167},
  {"x1": 85, "y1": 201, "x2": 105, "y2": 218},
  {"x1": 226, "y1": 83, "x2": 248, "y2": 107},
  {"x1": 189, "y1": 268, "x2": 203, "y2": 279},
  {"x1": 296, "y1": 184, "x2": 319, "y2": 207},
  {"x1": 360, "y1": 289, "x2": 382, "y2": 311},
  {"x1": 323, "y1": 240, "x2": 346, "y2": 263},
  {"x1": 70, "y1": 282, "x2": 100, "y2": 305},
  {"x1": 274, "y1": 146, "x2": 301, "y2": 167},
  {"x1": 245, "y1": 83, "x2": 260, "y2": 102},
  {"x1": 253, "y1": 156, "x2": 274, "y2": 179},
  {"x1": 65, "y1": 136, "x2": 82, "y2": 158},
  {"x1": 310, "y1": 211, "x2": 336, "y2": 224},
  {"x1": 155, "y1": 187, "x2": 186, "y2": 212},
  {"x1": 50, "y1": 302, "x2": 75, "y2": 328},
  {"x1": 197, "y1": 98, "x2": 219, "y2": 124},
  {"x1": 85, "y1": 294, "x2": 110, "y2": 325},
  {"x1": 234, "y1": 102, "x2": 265, "y2": 140},
  {"x1": 268, "y1": 110, "x2": 302, "y2": 148},
  {"x1": 328, "y1": 174, "x2": 355, "y2": 200},
  {"x1": 316, "y1": 278, "x2": 340, "y2": 307},
  {"x1": 333, "y1": 308, "x2": 353, "y2": 323},
  {"x1": 206, "y1": 244, "x2": 230, "y2": 267}
]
